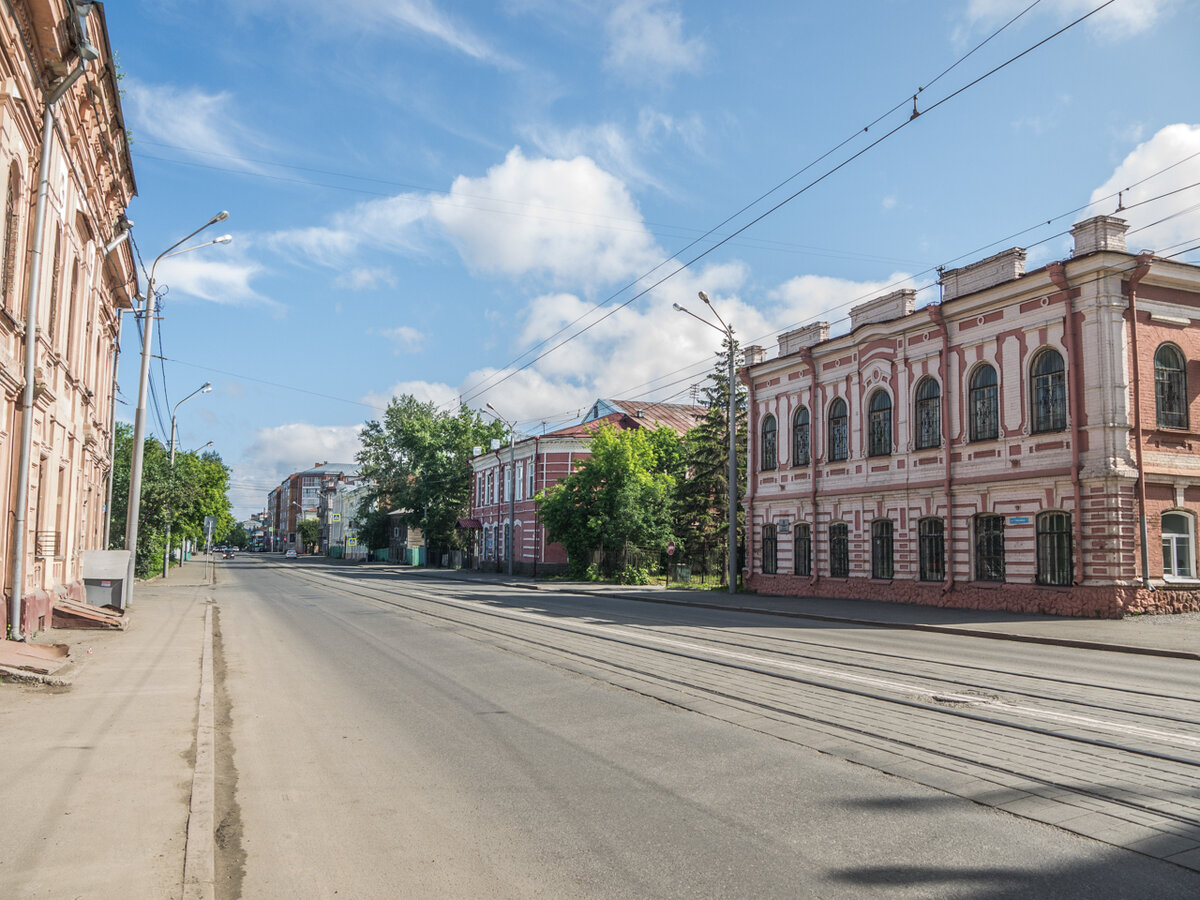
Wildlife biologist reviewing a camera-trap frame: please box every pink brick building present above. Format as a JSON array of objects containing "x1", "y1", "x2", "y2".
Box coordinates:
[
  {"x1": 465, "y1": 400, "x2": 703, "y2": 574},
  {"x1": 742, "y1": 216, "x2": 1200, "y2": 617}
]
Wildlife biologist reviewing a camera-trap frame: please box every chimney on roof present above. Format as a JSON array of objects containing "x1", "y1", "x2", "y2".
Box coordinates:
[
  {"x1": 1071, "y1": 215, "x2": 1128, "y2": 256},
  {"x1": 635, "y1": 409, "x2": 644, "y2": 418}
]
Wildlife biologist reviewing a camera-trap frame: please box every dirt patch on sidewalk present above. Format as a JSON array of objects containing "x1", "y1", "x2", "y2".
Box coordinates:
[{"x1": 212, "y1": 604, "x2": 246, "y2": 899}]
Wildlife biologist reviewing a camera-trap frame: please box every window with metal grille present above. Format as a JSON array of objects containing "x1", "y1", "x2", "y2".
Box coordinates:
[
  {"x1": 828, "y1": 398, "x2": 848, "y2": 461},
  {"x1": 829, "y1": 522, "x2": 849, "y2": 577},
  {"x1": 1036, "y1": 511, "x2": 1072, "y2": 586},
  {"x1": 1155, "y1": 344, "x2": 1188, "y2": 430},
  {"x1": 761, "y1": 414, "x2": 777, "y2": 470},
  {"x1": 918, "y1": 517, "x2": 945, "y2": 581},
  {"x1": 1162, "y1": 512, "x2": 1196, "y2": 579},
  {"x1": 871, "y1": 519, "x2": 893, "y2": 578},
  {"x1": 761, "y1": 523, "x2": 777, "y2": 574},
  {"x1": 1, "y1": 169, "x2": 16, "y2": 308},
  {"x1": 914, "y1": 377, "x2": 941, "y2": 449},
  {"x1": 974, "y1": 514, "x2": 1005, "y2": 582},
  {"x1": 969, "y1": 364, "x2": 998, "y2": 441},
  {"x1": 1031, "y1": 349, "x2": 1066, "y2": 433},
  {"x1": 793, "y1": 523, "x2": 811, "y2": 576},
  {"x1": 868, "y1": 391, "x2": 892, "y2": 457},
  {"x1": 792, "y1": 406, "x2": 810, "y2": 466}
]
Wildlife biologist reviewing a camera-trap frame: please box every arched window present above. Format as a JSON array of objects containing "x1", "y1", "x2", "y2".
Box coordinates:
[
  {"x1": 829, "y1": 522, "x2": 849, "y2": 577},
  {"x1": 1, "y1": 165, "x2": 19, "y2": 309},
  {"x1": 761, "y1": 414, "x2": 777, "y2": 470},
  {"x1": 1036, "y1": 511, "x2": 1072, "y2": 586},
  {"x1": 1155, "y1": 344, "x2": 1188, "y2": 430},
  {"x1": 66, "y1": 260, "x2": 80, "y2": 365},
  {"x1": 793, "y1": 523, "x2": 811, "y2": 576},
  {"x1": 828, "y1": 398, "x2": 848, "y2": 461},
  {"x1": 47, "y1": 229, "x2": 62, "y2": 345},
  {"x1": 792, "y1": 406, "x2": 810, "y2": 466},
  {"x1": 868, "y1": 390, "x2": 892, "y2": 457},
  {"x1": 914, "y1": 377, "x2": 941, "y2": 450},
  {"x1": 761, "y1": 523, "x2": 777, "y2": 574},
  {"x1": 918, "y1": 518, "x2": 944, "y2": 582},
  {"x1": 1162, "y1": 512, "x2": 1195, "y2": 580},
  {"x1": 969, "y1": 364, "x2": 999, "y2": 442},
  {"x1": 1031, "y1": 348, "x2": 1066, "y2": 433},
  {"x1": 871, "y1": 519, "x2": 893, "y2": 578}
]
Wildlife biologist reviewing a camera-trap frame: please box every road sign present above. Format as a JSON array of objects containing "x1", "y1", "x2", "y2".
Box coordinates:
[
  {"x1": 204, "y1": 515, "x2": 216, "y2": 536},
  {"x1": 332, "y1": 512, "x2": 342, "y2": 523},
  {"x1": 667, "y1": 540, "x2": 676, "y2": 556},
  {"x1": 348, "y1": 537, "x2": 357, "y2": 547}
]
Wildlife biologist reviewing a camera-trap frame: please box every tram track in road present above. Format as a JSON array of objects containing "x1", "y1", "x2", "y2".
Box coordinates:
[
  {"x1": 249, "y1": 561, "x2": 1200, "y2": 855},
  {"x1": 272, "y1": 562, "x2": 1200, "y2": 739}
]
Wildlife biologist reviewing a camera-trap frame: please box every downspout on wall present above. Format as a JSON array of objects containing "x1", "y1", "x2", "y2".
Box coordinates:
[
  {"x1": 928, "y1": 304, "x2": 955, "y2": 592},
  {"x1": 1124, "y1": 253, "x2": 1155, "y2": 589},
  {"x1": 8, "y1": 63, "x2": 88, "y2": 640},
  {"x1": 801, "y1": 346, "x2": 820, "y2": 586},
  {"x1": 1048, "y1": 262, "x2": 1086, "y2": 586}
]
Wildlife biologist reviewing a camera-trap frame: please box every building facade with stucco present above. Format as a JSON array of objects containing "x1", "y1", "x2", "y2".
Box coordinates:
[
  {"x1": 742, "y1": 215, "x2": 1200, "y2": 618},
  {"x1": 1, "y1": 1, "x2": 137, "y2": 636}
]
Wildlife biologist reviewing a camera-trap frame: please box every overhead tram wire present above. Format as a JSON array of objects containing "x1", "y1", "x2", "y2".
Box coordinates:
[
  {"x1": 536, "y1": 167, "x2": 1200, "y2": 419},
  {"x1": 453, "y1": 0, "x2": 1118, "y2": 410},
  {"x1": 446, "y1": 1, "x2": 1046, "y2": 412}
]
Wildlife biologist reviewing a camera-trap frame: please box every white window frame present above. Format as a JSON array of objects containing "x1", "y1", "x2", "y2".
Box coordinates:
[{"x1": 1162, "y1": 510, "x2": 1198, "y2": 582}]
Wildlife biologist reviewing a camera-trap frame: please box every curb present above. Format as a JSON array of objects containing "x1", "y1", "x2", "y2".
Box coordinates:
[
  {"x1": 182, "y1": 600, "x2": 216, "y2": 900},
  {"x1": 393, "y1": 568, "x2": 1200, "y2": 662}
]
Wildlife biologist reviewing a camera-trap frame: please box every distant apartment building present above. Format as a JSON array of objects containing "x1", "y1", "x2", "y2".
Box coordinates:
[
  {"x1": 266, "y1": 462, "x2": 359, "y2": 553},
  {"x1": 1, "y1": 2, "x2": 137, "y2": 636},
  {"x1": 742, "y1": 216, "x2": 1200, "y2": 618},
  {"x1": 465, "y1": 400, "x2": 704, "y2": 574}
]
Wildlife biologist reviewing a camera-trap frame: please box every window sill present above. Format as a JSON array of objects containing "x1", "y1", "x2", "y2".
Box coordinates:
[{"x1": 1161, "y1": 576, "x2": 1200, "y2": 586}]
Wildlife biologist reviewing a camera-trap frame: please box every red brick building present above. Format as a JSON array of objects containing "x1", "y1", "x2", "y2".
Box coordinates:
[
  {"x1": 466, "y1": 400, "x2": 704, "y2": 574},
  {"x1": 742, "y1": 216, "x2": 1200, "y2": 617}
]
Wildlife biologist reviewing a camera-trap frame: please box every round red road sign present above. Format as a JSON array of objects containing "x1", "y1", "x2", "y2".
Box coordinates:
[{"x1": 667, "y1": 541, "x2": 676, "y2": 555}]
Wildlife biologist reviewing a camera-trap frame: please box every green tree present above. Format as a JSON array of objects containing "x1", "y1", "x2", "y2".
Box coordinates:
[
  {"x1": 227, "y1": 524, "x2": 249, "y2": 549},
  {"x1": 109, "y1": 424, "x2": 233, "y2": 577},
  {"x1": 356, "y1": 395, "x2": 504, "y2": 562},
  {"x1": 298, "y1": 517, "x2": 320, "y2": 553},
  {"x1": 536, "y1": 424, "x2": 677, "y2": 579},
  {"x1": 675, "y1": 333, "x2": 748, "y2": 586}
]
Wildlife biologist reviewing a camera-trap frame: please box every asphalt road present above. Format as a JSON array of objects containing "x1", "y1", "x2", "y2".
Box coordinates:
[{"x1": 214, "y1": 555, "x2": 1200, "y2": 898}]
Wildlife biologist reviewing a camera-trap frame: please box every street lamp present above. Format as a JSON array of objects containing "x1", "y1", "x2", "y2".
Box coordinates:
[
  {"x1": 486, "y1": 402, "x2": 518, "y2": 577},
  {"x1": 125, "y1": 212, "x2": 230, "y2": 603},
  {"x1": 163, "y1": 382, "x2": 212, "y2": 577},
  {"x1": 674, "y1": 290, "x2": 739, "y2": 595}
]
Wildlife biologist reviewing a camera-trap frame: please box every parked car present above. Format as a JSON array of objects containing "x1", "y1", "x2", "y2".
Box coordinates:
[{"x1": 285, "y1": 549, "x2": 297, "y2": 559}]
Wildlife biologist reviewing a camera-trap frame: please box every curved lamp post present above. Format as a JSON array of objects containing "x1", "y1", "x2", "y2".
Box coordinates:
[
  {"x1": 162, "y1": 382, "x2": 212, "y2": 577},
  {"x1": 674, "y1": 291, "x2": 739, "y2": 594},
  {"x1": 124, "y1": 212, "x2": 230, "y2": 603}
]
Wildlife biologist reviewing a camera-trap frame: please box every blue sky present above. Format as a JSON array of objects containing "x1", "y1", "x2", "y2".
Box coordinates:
[{"x1": 106, "y1": 1, "x2": 1200, "y2": 518}]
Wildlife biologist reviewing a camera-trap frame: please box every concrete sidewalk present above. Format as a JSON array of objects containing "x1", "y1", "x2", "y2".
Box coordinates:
[
  {"x1": 0, "y1": 558, "x2": 214, "y2": 900},
  {"x1": 377, "y1": 563, "x2": 1200, "y2": 660}
]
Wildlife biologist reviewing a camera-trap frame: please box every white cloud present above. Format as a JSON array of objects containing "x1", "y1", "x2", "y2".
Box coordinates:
[
  {"x1": 605, "y1": 0, "x2": 705, "y2": 82},
  {"x1": 378, "y1": 325, "x2": 425, "y2": 354},
  {"x1": 336, "y1": 267, "x2": 398, "y2": 290},
  {"x1": 769, "y1": 272, "x2": 919, "y2": 337},
  {"x1": 266, "y1": 194, "x2": 431, "y2": 267},
  {"x1": 431, "y1": 147, "x2": 662, "y2": 289},
  {"x1": 360, "y1": 380, "x2": 460, "y2": 411},
  {"x1": 232, "y1": 423, "x2": 365, "y2": 516},
  {"x1": 241, "y1": 0, "x2": 515, "y2": 67},
  {"x1": 123, "y1": 79, "x2": 264, "y2": 170},
  {"x1": 959, "y1": 0, "x2": 1177, "y2": 42},
  {"x1": 1089, "y1": 123, "x2": 1200, "y2": 256},
  {"x1": 520, "y1": 122, "x2": 661, "y2": 191},
  {"x1": 156, "y1": 253, "x2": 270, "y2": 307}
]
